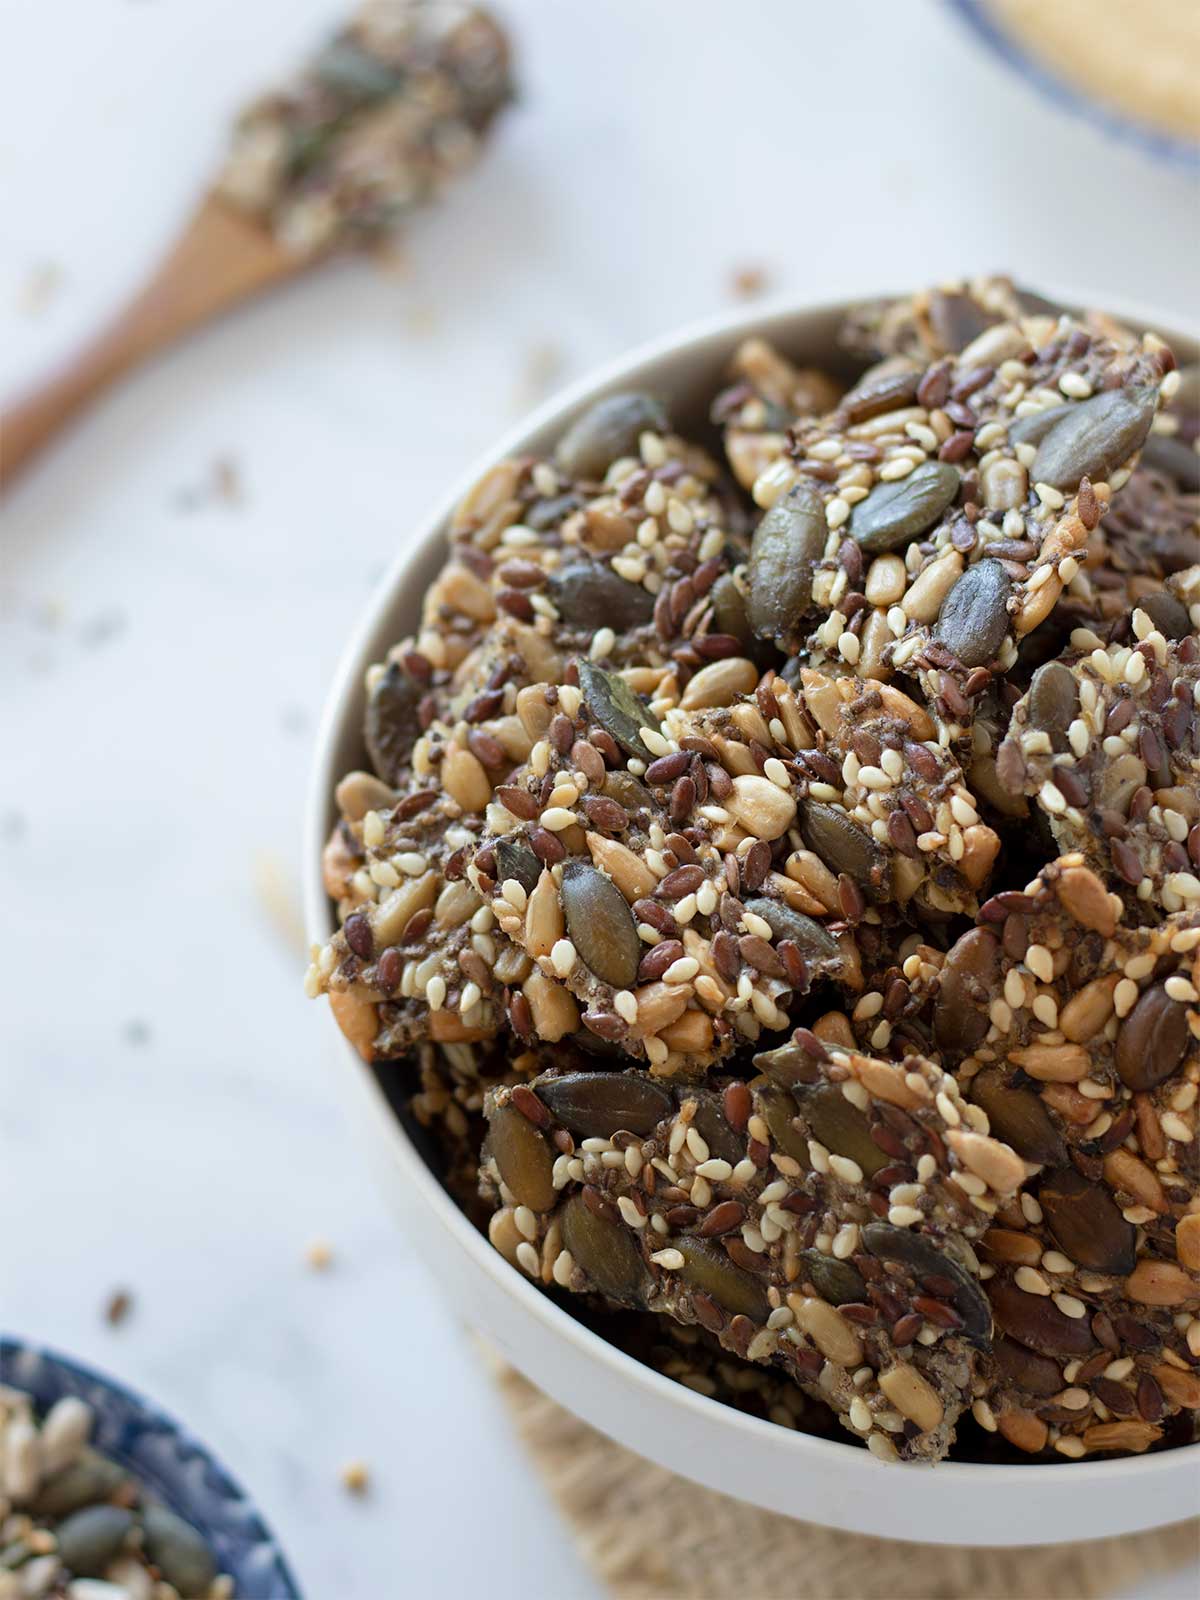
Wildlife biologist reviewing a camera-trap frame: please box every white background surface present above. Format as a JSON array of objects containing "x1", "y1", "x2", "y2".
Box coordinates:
[{"x1": 2, "y1": 3, "x2": 1197, "y2": 1597}]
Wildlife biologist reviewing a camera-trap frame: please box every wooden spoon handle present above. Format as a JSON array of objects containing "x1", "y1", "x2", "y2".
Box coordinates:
[{"x1": 1, "y1": 196, "x2": 300, "y2": 488}]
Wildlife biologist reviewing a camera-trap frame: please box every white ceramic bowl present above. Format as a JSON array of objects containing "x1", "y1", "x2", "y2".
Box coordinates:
[{"x1": 305, "y1": 294, "x2": 1199, "y2": 1545}]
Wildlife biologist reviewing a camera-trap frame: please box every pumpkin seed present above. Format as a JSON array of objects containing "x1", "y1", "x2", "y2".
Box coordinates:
[
  {"x1": 364, "y1": 660, "x2": 423, "y2": 785},
  {"x1": 140, "y1": 1507, "x2": 217, "y2": 1599},
  {"x1": 601, "y1": 770, "x2": 653, "y2": 813},
  {"x1": 969, "y1": 1066, "x2": 1066, "y2": 1166},
  {"x1": 840, "y1": 364, "x2": 921, "y2": 423},
  {"x1": 536, "y1": 1072, "x2": 672, "y2": 1137},
  {"x1": 794, "y1": 1083, "x2": 888, "y2": 1176},
  {"x1": 929, "y1": 290, "x2": 997, "y2": 353},
  {"x1": 861, "y1": 1223, "x2": 991, "y2": 1345},
  {"x1": 560, "y1": 861, "x2": 641, "y2": 988},
  {"x1": 798, "y1": 1249, "x2": 867, "y2": 1306},
  {"x1": 1008, "y1": 403, "x2": 1070, "y2": 448},
  {"x1": 935, "y1": 559, "x2": 1011, "y2": 668},
  {"x1": 1031, "y1": 386, "x2": 1157, "y2": 491},
  {"x1": 754, "y1": 1040, "x2": 820, "y2": 1092},
  {"x1": 549, "y1": 561, "x2": 654, "y2": 630},
  {"x1": 487, "y1": 1104, "x2": 556, "y2": 1210},
  {"x1": 561, "y1": 1194, "x2": 645, "y2": 1301},
  {"x1": 747, "y1": 483, "x2": 827, "y2": 640},
  {"x1": 743, "y1": 897, "x2": 842, "y2": 967},
  {"x1": 554, "y1": 392, "x2": 669, "y2": 480},
  {"x1": 1039, "y1": 1167, "x2": 1136, "y2": 1277},
  {"x1": 759, "y1": 1087, "x2": 811, "y2": 1162},
  {"x1": 55, "y1": 1506, "x2": 134, "y2": 1577},
  {"x1": 1114, "y1": 984, "x2": 1188, "y2": 1091},
  {"x1": 690, "y1": 1099, "x2": 746, "y2": 1166},
  {"x1": 1138, "y1": 590, "x2": 1191, "y2": 640},
  {"x1": 1140, "y1": 434, "x2": 1200, "y2": 493},
  {"x1": 495, "y1": 837, "x2": 543, "y2": 896},
  {"x1": 850, "y1": 461, "x2": 960, "y2": 554},
  {"x1": 1027, "y1": 660, "x2": 1079, "y2": 752},
  {"x1": 935, "y1": 929, "x2": 999, "y2": 1058},
  {"x1": 989, "y1": 1280, "x2": 1094, "y2": 1356},
  {"x1": 577, "y1": 659, "x2": 661, "y2": 762},
  {"x1": 677, "y1": 1237, "x2": 770, "y2": 1321},
  {"x1": 799, "y1": 802, "x2": 891, "y2": 899},
  {"x1": 993, "y1": 1335, "x2": 1063, "y2": 1397},
  {"x1": 708, "y1": 572, "x2": 754, "y2": 648},
  {"x1": 33, "y1": 1453, "x2": 128, "y2": 1519}
]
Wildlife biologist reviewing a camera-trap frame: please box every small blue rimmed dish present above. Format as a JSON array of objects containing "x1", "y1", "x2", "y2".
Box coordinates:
[
  {"x1": 1, "y1": 1337, "x2": 301, "y2": 1599},
  {"x1": 946, "y1": 0, "x2": 1200, "y2": 172}
]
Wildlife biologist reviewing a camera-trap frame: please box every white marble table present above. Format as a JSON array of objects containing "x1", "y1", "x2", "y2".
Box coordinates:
[{"x1": 2, "y1": 2, "x2": 1196, "y2": 1595}]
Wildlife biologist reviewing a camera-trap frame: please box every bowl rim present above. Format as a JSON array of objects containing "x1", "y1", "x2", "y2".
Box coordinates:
[
  {"x1": 303, "y1": 288, "x2": 1200, "y2": 1506},
  {"x1": 1, "y1": 1334, "x2": 303, "y2": 1597},
  {"x1": 945, "y1": 0, "x2": 1200, "y2": 172}
]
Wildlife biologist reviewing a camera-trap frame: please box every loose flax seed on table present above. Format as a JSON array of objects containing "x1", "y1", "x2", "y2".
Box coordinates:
[{"x1": 309, "y1": 276, "x2": 1199, "y2": 1469}]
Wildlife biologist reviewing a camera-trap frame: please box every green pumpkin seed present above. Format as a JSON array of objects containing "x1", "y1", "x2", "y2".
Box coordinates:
[
  {"x1": 850, "y1": 461, "x2": 960, "y2": 554},
  {"x1": 364, "y1": 660, "x2": 423, "y2": 786},
  {"x1": 934, "y1": 929, "x2": 999, "y2": 1058},
  {"x1": 759, "y1": 1087, "x2": 811, "y2": 1162},
  {"x1": 935, "y1": 559, "x2": 1011, "y2": 668},
  {"x1": 708, "y1": 572, "x2": 754, "y2": 647},
  {"x1": 1007, "y1": 403, "x2": 1071, "y2": 448},
  {"x1": 840, "y1": 364, "x2": 921, "y2": 423},
  {"x1": 495, "y1": 837, "x2": 543, "y2": 896},
  {"x1": 601, "y1": 770, "x2": 653, "y2": 813},
  {"x1": 690, "y1": 1099, "x2": 746, "y2": 1166},
  {"x1": 1138, "y1": 590, "x2": 1191, "y2": 640},
  {"x1": 577, "y1": 660, "x2": 661, "y2": 762},
  {"x1": 794, "y1": 1083, "x2": 888, "y2": 1176},
  {"x1": 1032, "y1": 387, "x2": 1157, "y2": 491},
  {"x1": 861, "y1": 1223, "x2": 991, "y2": 1345},
  {"x1": 799, "y1": 802, "x2": 891, "y2": 899},
  {"x1": 561, "y1": 1194, "x2": 646, "y2": 1302},
  {"x1": 1140, "y1": 435, "x2": 1200, "y2": 493},
  {"x1": 747, "y1": 483, "x2": 828, "y2": 641},
  {"x1": 677, "y1": 1238, "x2": 769, "y2": 1321},
  {"x1": 993, "y1": 1335, "x2": 1063, "y2": 1397},
  {"x1": 743, "y1": 898, "x2": 842, "y2": 967},
  {"x1": 929, "y1": 290, "x2": 997, "y2": 354},
  {"x1": 55, "y1": 1505, "x2": 134, "y2": 1577},
  {"x1": 550, "y1": 562, "x2": 654, "y2": 630},
  {"x1": 798, "y1": 1249, "x2": 867, "y2": 1306},
  {"x1": 1039, "y1": 1168, "x2": 1136, "y2": 1277},
  {"x1": 560, "y1": 861, "x2": 642, "y2": 988},
  {"x1": 141, "y1": 1507, "x2": 217, "y2": 1599},
  {"x1": 487, "y1": 1105, "x2": 556, "y2": 1210},
  {"x1": 989, "y1": 1280, "x2": 1093, "y2": 1356},
  {"x1": 33, "y1": 1453, "x2": 129, "y2": 1519},
  {"x1": 536, "y1": 1072, "x2": 672, "y2": 1137},
  {"x1": 555, "y1": 393, "x2": 669, "y2": 480},
  {"x1": 969, "y1": 1066, "x2": 1065, "y2": 1166},
  {"x1": 1027, "y1": 660, "x2": 1079, "y2": 752},
  {"x1": 754, "y1": 1041, "x2": 820, "y2": 1093},
  {"x1": 1114, "y1": 984, "x2": 1188, "y2": 1091}
]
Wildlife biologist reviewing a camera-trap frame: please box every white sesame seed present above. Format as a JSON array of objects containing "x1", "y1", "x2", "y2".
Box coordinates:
[
  {"x1": 516, "y1": 1242, "x2": 539, "y2": 1275},
  {"x1": 549, "y1": 939, "x2": 577, "y2": 977}
]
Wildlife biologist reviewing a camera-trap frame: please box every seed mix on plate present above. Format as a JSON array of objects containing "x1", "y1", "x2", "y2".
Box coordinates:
[
  {"x1": 310, "y1": 276, "x2": 1200, "y2": 1463},
  {"x1": 0, "y1": 1390, "x2": 230, "y2": 1599}
]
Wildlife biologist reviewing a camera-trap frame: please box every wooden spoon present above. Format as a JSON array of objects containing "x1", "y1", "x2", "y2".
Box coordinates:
[
  {"x1": 1, "y1": 197, "x2": 301, "y2": 487},
  {"x1": 1, "y1": 2, "x2": 514, "y2": 491}
]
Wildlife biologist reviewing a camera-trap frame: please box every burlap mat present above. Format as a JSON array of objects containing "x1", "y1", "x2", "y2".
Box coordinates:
[{"x1": 491, "y1": 1359, "x2": 1199, "y2": 1600}]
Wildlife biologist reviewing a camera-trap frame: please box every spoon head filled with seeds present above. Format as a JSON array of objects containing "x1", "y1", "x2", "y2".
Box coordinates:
[{"x1": 0, "y1": 2, "x2": 513, "y2": 487}]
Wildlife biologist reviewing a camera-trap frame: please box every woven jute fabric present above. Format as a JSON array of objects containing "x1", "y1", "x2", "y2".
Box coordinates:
[{"x1": 492, "y1": 1360, "x2": 1199, "y2": 1600}]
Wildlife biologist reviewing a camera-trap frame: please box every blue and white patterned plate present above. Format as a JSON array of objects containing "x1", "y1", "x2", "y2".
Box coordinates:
[
  {"x1": 947, "y1": 0, "x2": 1200, "y2": 172},
  {"x1": 1, "y1": 1338, "x2": 302, "y2": 1600}
]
